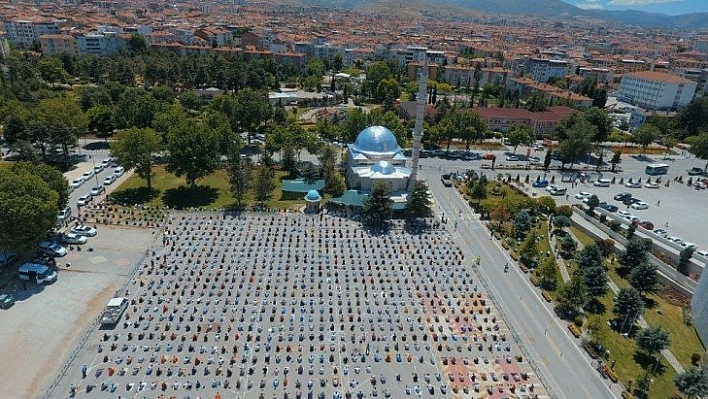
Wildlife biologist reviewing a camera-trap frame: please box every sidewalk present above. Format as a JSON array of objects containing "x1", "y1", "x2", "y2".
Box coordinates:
[{"x1": 567, "y1": 214, "x2": 685, "y2": 375}]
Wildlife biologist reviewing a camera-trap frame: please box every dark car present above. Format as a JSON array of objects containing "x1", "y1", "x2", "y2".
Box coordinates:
[
  {"x1": 532, "y1": 179, "x2": 549, "y2": 188},
  {"x1": 0, "y1": 294, "x2": 15, "y2": 309},
  {"x1": 613, "y1": 192, "x2": 632, "y2": 201},
  {"x1": 600, "y1": 204, "x2": 619, "y2": 213},
  {"x1": 622, "y1": 197, "x2": 641, "y2": 206},
  {"x1": 638, "y1": 221, "x2": 655, "y2": 230},
  {"x1": 688, "y1": 167, "x2": 704, "y2": 176},
  {"x1": 482, "y1": 154, "x2": 496, "y2": 160}
]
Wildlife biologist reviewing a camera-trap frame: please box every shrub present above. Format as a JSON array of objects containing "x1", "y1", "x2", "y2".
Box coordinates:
[
  {"x1": 692, "y1": 353, "x2": 701, "y2": 365},
  {"x1": 609, "y1": 220, "x2": 621, "y2": 231},
  {"x1": 555, "y1": 205, "x2": 573, "y2": 217},
  {"x1": 599, "y1": 214, "x2": 607, "y2": 223},
  {"x1": 573, "y1": 315, "x2": 584, "y2": 327}
]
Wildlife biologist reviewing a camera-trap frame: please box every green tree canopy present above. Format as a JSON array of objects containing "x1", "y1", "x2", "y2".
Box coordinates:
[
  {"x1": 513, "y1": 210, "x2": 531, "y2": 238},
  {"x1": 0, "y1": 168, "x2": 58, "y2": 252},
  {"x1": 687, "y1": 132, "x2": 708, "y2": 173},
  {"x1": 166, "y1": 121, "x2": 221, "y2": 186},
  {"x1": 556, "y1": 274, "x2": 588, "y2": 313},
  {"x1": 581, "y1": 263, "x2": 609, "y2": 300},
  {"x1": 628, "y1": 261, "x2": 659, "y2": 294},
  {"x1": 674, "y1": 367, "x2": 708, "y2": 399},
  {"x1": 632, "y1": 123, "x2": 660, "y2": 153},
  {"x1": 405, "y1": 180, "x2": 432, "y2": 220},
  {"x1": 635, "y1": 326, "x2": 670, "y2": 357},
  {"x1": 619, "y1": 238, "x2": 649, "y2": 269},
  {"x1": 10, "y1": 162, "x2": 69, "y2": 210},
  {"x1": 364, "y1": 181, "x2": 393, "y2": 227},
  {"x1": 110, "y1": 127, "x2": 161, "y2": 189},
  {"x1": 584, "y1": 107, "x2": 613, "y2": 143},
  {"x1": 575, "y1": 243, "x2": 604, "y2": 270},
  {"x1": 613, "y1": 287, "x2": 645, "y2": 325},
  {"x1": 226, "y1": 141, "x2": 251, "y2": 206},
  {"x1": 507, "y1": 124, "x2": 534, "y2": 154}
]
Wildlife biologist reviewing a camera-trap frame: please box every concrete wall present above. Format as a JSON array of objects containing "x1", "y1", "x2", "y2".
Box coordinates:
[{"x1": 693, "y1": 269, "x2": 708, "y2": 346}]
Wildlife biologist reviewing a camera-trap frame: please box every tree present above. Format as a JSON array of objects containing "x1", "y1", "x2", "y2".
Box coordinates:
[
  {"x1": 575, "y1": 243, "x2": 604, "y2": 270},
  {"x1": 86, "y1": 105, "x2": 118, "y2": 142},
  {"x1": 586, "y1": 315, "x2": 610, "y2": 345},
  {"x1": 117, "y1": 87, "x2": 157, "y2": 129},
  {"x1": 470, "y1": 174, "x2": 488, "y2": 203},
  {"x1": 687, "y1": 132, "x2": 708, "y2": 174},
  {"x1": 558, "y1": 235, "x2": 577, "y2": 258},
  {"x1": 581, "y1": 263, "x2": 609, "y2": 300},
  {"x1": 363, "y1": 181, "x2": 393, "y2": 227},
  {"x1": 543, "y1": 149, "x2": 552, "y2": 170},
  {"x1": 553, "y1": 215, "x2": 571, "y2": 229},
  {"x1": 36, "y1": 56, "x2": 70, "y2": 83},
  {"x1": 10, "y1": 162, "x2": 69, "y2": 210},
  {"x1": 613, "y1": 287, "x2": 645, "y2": 325},
  {"x1": 585, "y1": 194, "x2": 600, "y2": 212},
  {"x1": 662, "y1": 136, "x2": 678, "y2": 159},
  {"x1": 558, "y1": 119, "x2": 595, "y2": 168},
  {"x1": 678, "y1": 246, "x2": 695, "y2": 275},
  {"x1": 610, "y1": 151, "x2": 622, "y2": 172},
  {"x1": 253, "y1": 162, "x2": 276, "y2": 203},
  {"x1": 619, "y1": 238, "x2": 649, "y2": 270},
  {"x1": 536, "y1": 257, "x2": 558, "y2": 290},
  {"x1": 110, "y1": 127, "x2": 161, "y2": 190},
  {"x1": 674, "y1": 367, "x2": 708, "y2": 399},
  {"x1": 519, "y1": 229, "x2": 540, "y2": 268},
  {"x1": 507, "y1": 125, "x2": 534, "y2": 154},
  {"x1": 226, "y1": 142, "x2": 251, "y2": 206},
  {"x1": 632, "y1": 123, "x2": 660, "y2": 153},
  {"x1": 405, "y1": 180, "x2": 432, "y2": 220},
  {"x1": 584, "y1": 107, "x2": 613, "y2": 144},
  {"x1": 556, "y1": 274, "x2": 588, "y2": 313},
  {"x1": 166, "y1": 121, "x2": 221, "y2": 187},
  {"x1": 628, "y1": 261, "x2": 659, "y2": 294},
  {"x1": 0, "y1": 168, "x2": 58, "y2": 252},
  {"x1": 635, "y1": 326, "x2": 670, "y2": 357},
  {"x1": 513, "y1": 210, "x2": 531, "y2": 238},
  {"x1": 677, "y1": 96, "x2": 708, "y2": 137}
]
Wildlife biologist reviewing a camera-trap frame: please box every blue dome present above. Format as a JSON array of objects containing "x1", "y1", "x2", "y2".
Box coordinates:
[
  {"x1": 372, "y1": 160, "x2": 395, "y2": 175},
  {"x1": 352, "y1": 126, "x2": 401, "y2": 154},
  {"x1": 305, "y1": 189, "x2": 321, "y2": 201}
]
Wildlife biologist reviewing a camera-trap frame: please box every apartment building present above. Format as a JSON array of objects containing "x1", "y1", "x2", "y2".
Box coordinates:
[
  {"x1": 475, "y1": 106, "x2": 578, "y2": 137},
  {"x1": 617, "y1": 70, "x2": 697, "y2": 111},
  {"x1": 3, "y1": 18, "x2": 63, "y2": 48},
  {"x1": 522, "y1": 58, "x2": 573, "y2": 83},
  {"x1": 40, "y1": 34, "x2": 80, "y2": 57}
]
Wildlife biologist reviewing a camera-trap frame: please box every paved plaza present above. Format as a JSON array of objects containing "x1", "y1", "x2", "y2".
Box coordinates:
[{"x1": 54, "y1": 212, "x2": 546, "y2": 398}]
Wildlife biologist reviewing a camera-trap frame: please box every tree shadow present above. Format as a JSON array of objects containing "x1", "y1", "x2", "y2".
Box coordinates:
[
  {"x1": 163, "y1": 185, "x2": 219, "y2": 209},
  {"x1": 642, "y1": 295, "x2": 658, "y2": 309},
  {"x1": 632, "y1": 352, "x2": 667, "y2": 376},
  {"x1": 109, "y1": 187, "x2": 161, "y2": 205},
  {"x1": 584, "y1": 299, "x2": 607, "y2": 315},
  {"x1": 82, "y1": 141, "x2": 110, "y2": 151}
]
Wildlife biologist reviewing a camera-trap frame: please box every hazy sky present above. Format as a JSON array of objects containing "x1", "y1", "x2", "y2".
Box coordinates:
[{"x1": 566, "y1": 0, "x2": 708, "y2": 15}]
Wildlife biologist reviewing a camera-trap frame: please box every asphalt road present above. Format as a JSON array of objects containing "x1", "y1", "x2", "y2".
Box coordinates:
[{"x1": 422, "y1": 166, "x2": 618, "y2": 398}]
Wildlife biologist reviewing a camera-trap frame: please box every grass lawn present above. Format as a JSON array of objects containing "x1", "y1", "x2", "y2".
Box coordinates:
[{"x1": 111, "y1": 166, "x2": 304, "y2": 210}]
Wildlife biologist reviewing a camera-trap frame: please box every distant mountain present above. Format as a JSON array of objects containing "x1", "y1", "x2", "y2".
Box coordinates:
[{"x1": 300, "y1": 0, "x2": 708, "y2": 29}]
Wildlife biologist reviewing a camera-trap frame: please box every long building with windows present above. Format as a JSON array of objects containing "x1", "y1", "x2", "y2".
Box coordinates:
[{"x1": 617, "y1": 71, "x2": 697, "y2": 112}]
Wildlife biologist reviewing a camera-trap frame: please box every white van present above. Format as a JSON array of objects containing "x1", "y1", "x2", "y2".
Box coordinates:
[
  {"x1": 593, "y1": 178, "x2": 611, "y2": 187},
  {"x1": 18, "y1": 263, "x2": 58, "y2": 284},
  {"x1": 57, "y1": 207, "x2": 72, "y2": 227}
]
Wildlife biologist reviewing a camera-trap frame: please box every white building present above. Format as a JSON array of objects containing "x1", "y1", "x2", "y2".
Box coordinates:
[
  {"x1": 3, "y1": 19, "x2": 63, "y2": 48},
  {"x1": 617, "y1": 71, "x2": 698, "y2": 112},
  {"x1": 523, "y1": 58, "x2": 573, "y2": 83},
  {"x1": 346, "y1": 126, "x2": 410, "y2": 195}
]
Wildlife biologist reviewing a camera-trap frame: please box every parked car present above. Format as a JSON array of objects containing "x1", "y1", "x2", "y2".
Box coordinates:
[
  {"x1": 625, "y1": 180, "x2": 642, "y2": 188},
  {"x1": 622, "y1": 197, "x2": 642, "y2": 206},
  {"x1": 39, "y1": 240, "x2": 67, "y2": 257},
  {"x1": 575, "y1": 191, "x2": 592, "y2": 200},
  {"x1": 638, "y1": 221, "x2": 654, "y2": 230},
  {"x1": 630, "y1": 201, "x2": 649, "y2": 210},
  {"x1": 101, "y1": 157, "x2": 113, "y2": 167},
  {"x1": 505, "y1": 155, "x2": 519, "y2": 161},
  {"x1": 82, "y1": 171, "x2": 94, "y2": 180},
  {"x1": 90, "y1": 185, "x2": 106, "y2": 196},
  {"x1": 613, "y1": 192, "x2": 632, "y2": 201},
  {"x1": 696, "y1": 250, "x2": 708, "y2": 258},
  {"x1": 71, "y1": 225, "x2": 97, "y2": 237},
  {"x1": 549, "y1": 187, "x2": 567, "y2": 196},
  {"x1": 103, "y1": 175, "x2": 116, "y2": 186},
  {"x1": 688, "y1": 167, "x2": 704, "y2": 176},
  {"x1": 113, "y1": 167, "x2": 125, "y2": 177},
  {"x1": 667, "y1": 236, "x2": 683, "y2": 244},
  {"x1": 617, "y1": 210, "x2": 633, "y2": 218},
  {"x1": 0, "y1": 293, "x2": 15, "y2": 309},
  {"x1": 77, "y1": 195, "x2": 92, "y2": 207},
  {"x1": 653, "y1": 229, "x2": 668, "y2": 238},
  {"x1": 593, "y1": 178, "x2": 611, "y2": 187},
  {"x1": 93, "y1": 164, "x2": 104, "y2": 174},
  {"x1": 681, "y1": 242, "x2": 697, "y2": 250},
  {"x1": 644, "y1": 182, "x2": 660, "y2": 189},
  {"x1": 532, "y1": 179, "x2": 549, "y2": 188},
  {"x1": 600, "y1": 204, "x2": 618, "y2": 212},
  {"x1": 70, "y1": 177, "x2": 85, "y2": 189},
  {"x1": 482, "y1": 154, "x2": 496, "y2": 160},
  {"x1": 61, "y1": 233, "x2": 88, "y2": 245},
  {"x1": 624, "y1": 215, "x2": 640, "y2": 223}
]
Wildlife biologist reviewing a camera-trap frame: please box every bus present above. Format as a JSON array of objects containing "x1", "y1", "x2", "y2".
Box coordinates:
[{"x1": 645, "y1": 163, "x2": 669, "y2": 176}]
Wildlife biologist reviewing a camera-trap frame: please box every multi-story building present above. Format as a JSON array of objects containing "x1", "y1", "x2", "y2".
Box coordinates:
[
  {"x1": 78, "y1": 31, "x2": 125, "y2": 56},
  {"x1": 522, "y1": 58, "x2": 573, "y2": 83},
  {"x1": 3, "y1": 18, "x2": 63, "y2": 48},
  {"x1": 618, "y1": 71, "x2": 698, "y2": 111},
  {"x1": 475, "y1": 106, "x2": 578, "y2": 137},
  {"x1": 40, "y1": 34, "x2": 81, "y2": 57},
  {"x1": 195, "y1": 27, "x2": 232, "y2": 47}
]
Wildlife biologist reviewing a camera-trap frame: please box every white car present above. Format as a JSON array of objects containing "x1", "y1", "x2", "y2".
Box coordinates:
[
  {"x1": 93, "y1": 164, "x2": 104, "y2": 174},
  {"x1": 77, "y1": 195, "x2": 92, "y2": 207},
  {"x1": 624, "y1": 215, "x2": 640, "y2": 223},
  {"x1": 617, "y1": 210, "x2": 633, "y2": 218},
  {"x1": 61, "y1": 233, "x2": 87, "y2": 245},
  {"x1": 113, "y1": 167, "x2": 125, "y2": 177},
  {"x1": 101, "y1": 158, "x2": 112, "y2": 167},
  {"x1": 70, "y1": 177, "x2": 85, "y2": 189},
  {"x1": 71, "y1": 225, "x2": 97, "y2": 237},
  {"x1": 696, "y1": 250, "x2": 708, "y2": 257},
  {"x1": 653, "y1": 229, "x2": 668, "y2": 238},
  {"x1": 549, "y1": 187, "x2": 567, "y2": 196},
  {"x1": 667, "y1": 236, "x2": 683, "y2": 244},
  {"x1": 90, "y1": 185, "x2": 106, "y2": 196},
  {"x1": 625, "y1": 180, "x2": 642, "y2": 188},
  {"x1": 82, "y1": 171, "x2": 94, "y2": 180},
  {"x1": 630, "y1": 202, "x2": 649, "y2": 210},
  {"x1": 593, "y1": 179, "x2": 611, "y2": 187},
  {"x1": 645, "y1": 182, "x2": 660, "y2": 189},
  {"x1": 103, "y1": 175, "x2": 116, "y2": 186},
  {"x1": 574, "y1": 191, "x2": 592, "y2": 200},
  {"x1": 681, "y1": 242, "x2": 697, "y2": 250},
  {"x1": 39, "y1": 241, "x2": 67, "y2": 257}
]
